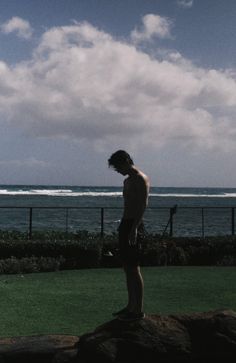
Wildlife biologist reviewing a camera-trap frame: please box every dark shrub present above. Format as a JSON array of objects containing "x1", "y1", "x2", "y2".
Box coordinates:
[
  {"x1": 0, "y1": 256, "x2": 65, "y2": 274},
  {"x1": 1, "y1": 230, "x2": 236, "y2": 270}
]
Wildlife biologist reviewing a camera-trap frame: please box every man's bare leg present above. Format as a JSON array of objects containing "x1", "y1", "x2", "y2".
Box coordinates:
[{"x1": 124, "y1": 265, "x2": 144, "y2": 313}]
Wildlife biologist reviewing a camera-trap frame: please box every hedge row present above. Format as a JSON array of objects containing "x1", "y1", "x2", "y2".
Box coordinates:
[
  {"x1": 0, "y1": 256, "x2": 65, "y2": 274},
  {"x1": 102, "y1": 234, "x2": 236, "y2": 267},
  {"x1": 0, "y1": 231, "x2": 236, "y2": 274},
  {"x1": 0, "y1": 230, "x2": 102, "y2": 270}
]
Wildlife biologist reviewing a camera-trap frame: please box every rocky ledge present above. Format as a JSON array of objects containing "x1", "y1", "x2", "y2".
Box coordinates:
[{"x1": 0, "y1": 309, "x2": 236, "y2": 362}]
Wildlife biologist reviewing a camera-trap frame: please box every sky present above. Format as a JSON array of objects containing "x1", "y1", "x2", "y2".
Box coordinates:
[{"x1": 0, "y1": 0, "x2": 236, "y2": 187}]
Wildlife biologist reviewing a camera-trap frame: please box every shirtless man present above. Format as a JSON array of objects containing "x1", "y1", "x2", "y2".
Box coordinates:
[{"x1": 108, "y1": 150, "x2": 150, "y2": 321}]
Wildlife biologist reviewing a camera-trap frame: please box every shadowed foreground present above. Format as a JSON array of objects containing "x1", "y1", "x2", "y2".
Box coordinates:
[{"x1": 0, "y1": 309, "x2": 236, "y2": 362}]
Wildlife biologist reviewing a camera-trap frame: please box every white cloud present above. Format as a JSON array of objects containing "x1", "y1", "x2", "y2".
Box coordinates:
[
  {"x1": 1, "y1": 16, "x2": 33, "y2": 39},
  {"x1": 0, "y1": 17, "x2": 236, "y2": 155},
  {"x1": 131, "y1": 14, "x2": 172, "y2": 43},
  {"x1": 177, "y1": 0, "x2": 194, "y2": 9}
]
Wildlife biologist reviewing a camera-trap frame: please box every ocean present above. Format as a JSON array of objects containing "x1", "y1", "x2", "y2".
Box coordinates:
[{"x1": 0, "y1": 185, "x2": 236, "y2": 237}]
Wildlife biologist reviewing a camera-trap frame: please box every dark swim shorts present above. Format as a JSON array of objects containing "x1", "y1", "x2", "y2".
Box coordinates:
[{"x1": 118, "y1": 219, "x2": 144, "y2": 267}]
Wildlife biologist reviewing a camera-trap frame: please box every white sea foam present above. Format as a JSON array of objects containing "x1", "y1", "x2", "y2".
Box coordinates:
[
  {"x1": 0, "y1": 189, "x2": 122, "y2": 197},
  {"x1": 223, "y1": 193, "x2": 236, "y2": 198},
  {"x1": 0, "y1": 188, "x2": 236, "y2": 198},
  {"x1": 150, "y1": 193, "x2": 236, "y2": 198},
  {"x1": 31, "y1": 189, "x2": 72, "y2": 194}
]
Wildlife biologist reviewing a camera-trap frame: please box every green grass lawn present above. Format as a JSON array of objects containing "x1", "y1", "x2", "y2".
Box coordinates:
[{"x1": 0, "y1": 266, "x2": 236, "y2": 338}]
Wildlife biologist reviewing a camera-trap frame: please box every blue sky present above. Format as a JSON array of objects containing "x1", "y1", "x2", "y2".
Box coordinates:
[{"x1": 0, "y1": 0, "x2": 236, "y2": 186}]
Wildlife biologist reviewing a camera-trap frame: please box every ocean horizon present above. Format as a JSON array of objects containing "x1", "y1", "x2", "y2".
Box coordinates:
[{"x1": 0, "y1": 185, "x2": 236, "y2": 236}]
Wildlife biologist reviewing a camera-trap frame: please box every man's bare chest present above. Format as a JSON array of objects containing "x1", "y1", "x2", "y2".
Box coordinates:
[{"x1": 123, "y1": 180, "x2": 137, "y2": 201}]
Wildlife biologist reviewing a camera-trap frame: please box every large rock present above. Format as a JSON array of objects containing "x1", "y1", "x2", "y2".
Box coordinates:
[
  {"x1": 77, "y1": 310, "x2": 236, "y2": 363},
  {"x1": 0, "y1": 310, "x2": 236, "y2": 362},
  {"x1": 0, "y1": 335, "x2": 79, "y2": 363}
]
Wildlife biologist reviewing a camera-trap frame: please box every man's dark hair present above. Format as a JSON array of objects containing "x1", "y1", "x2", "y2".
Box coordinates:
[{"x1": 108, "y1": 150, "x2": 134, "y2": 168}]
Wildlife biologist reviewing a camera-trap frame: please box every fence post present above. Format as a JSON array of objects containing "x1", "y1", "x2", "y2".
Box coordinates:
[
  {"x1": 169, "y1": 210, "x2": 173, "y2": 237},
  {"x1": 29, "y1": 207, "x2": 33, "y2": 239},
  {"x1": 65, "y1": 208, "x2": 69, "y2": 235},
  {"x1": 169, "y1": 207, "x2": 174, "y2": 237},
  {"x1": 101, "y1": 208, "x2": 104, "y2": 237},
  {"x1": 232, "y1": 208, "x2": 235, "y2": 236},
  {"x1": 201, "y1": 208, "x2": 205, "y2": 238},
  {"x1": 169, "y1": 205, "x2": 178, "y2": 237}
]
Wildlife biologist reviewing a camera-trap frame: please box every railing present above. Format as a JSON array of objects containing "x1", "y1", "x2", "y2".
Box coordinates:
[
  {"x1": 0, "y1": 206, "x2": 106, "y2": 239},
  {"x1": 0, "y1": 205, "x2": 235, "y2": 238}
]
